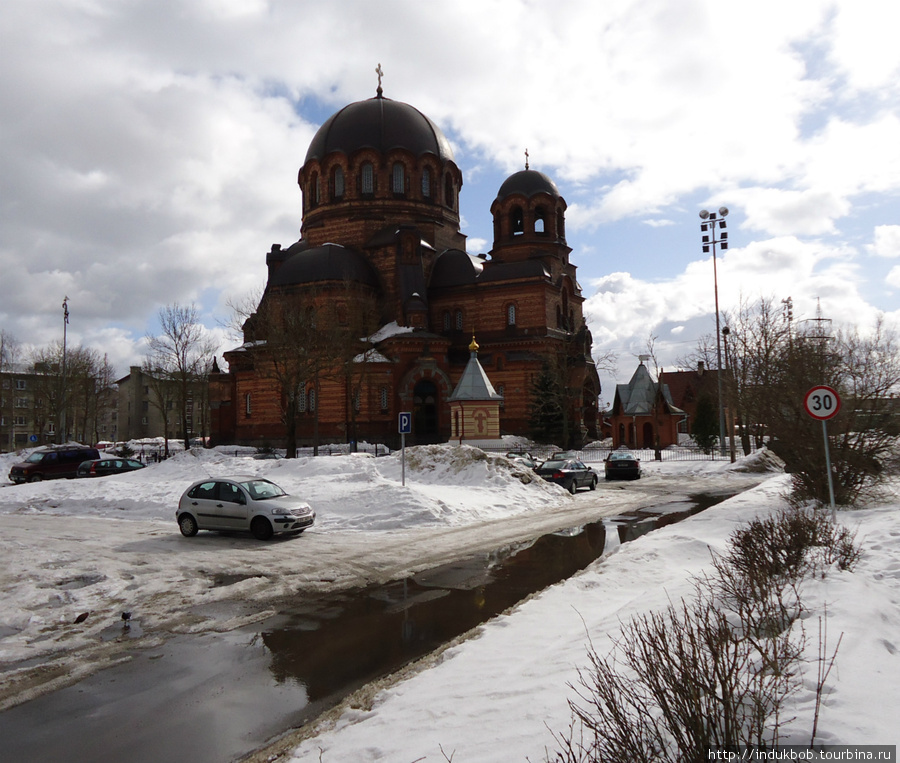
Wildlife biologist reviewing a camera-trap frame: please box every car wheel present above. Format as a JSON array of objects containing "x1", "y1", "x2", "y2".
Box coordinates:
[
  {"x1": 29, "y1": 474, "x2": 42, "y2": 483},
  {"x1": 568, "y1": 480, "x2": 577, "y2": 494},
  {"x1": 589, "y1": 476, "x2": 597, "y2": 490},
  {"x1": 178, "y1": 514, "x2": 199, "y2": 537},
  {"x1": 251, "y1": 516, "x2": 274, "y2": 541}
]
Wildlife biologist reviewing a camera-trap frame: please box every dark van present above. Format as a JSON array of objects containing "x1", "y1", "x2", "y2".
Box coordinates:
[{"x1": 8, "y1": 446, "x2": 101, "y2": 484}]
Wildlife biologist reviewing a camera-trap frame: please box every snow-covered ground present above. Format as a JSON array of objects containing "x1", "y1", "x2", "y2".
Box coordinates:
[{"x1": 1, "y1": 444, "x2": 897, "y2": 759}]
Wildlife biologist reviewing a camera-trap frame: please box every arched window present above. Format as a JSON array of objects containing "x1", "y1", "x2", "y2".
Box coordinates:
[
  {"x1": 443, "y1": 311, "x2": 451, "y2": 331},
  {"x1": 557, "y1": 208, "x2": 565, "y2": 240},
  {"x1": 308, "y1": 387, "x2": 316, "y2": 413},
  {"x1": 392, "y1": 162, "x2": 405, "y2": 194},
  {"x1": 332, "y1": 166, "x2": 344, "y2": 199},
  {"x1": 245, "y1": 393, "x2": 252, "y2": 416},
  {"x1": 535, "y1": 206, "x2": 546, "y2": 234},
  {"x1": 353, "y1": 388, "x2": 361, "y2": 412},
  {"x1": 506, "y1": 303, "x2": 516, "y2": 326},
  {"x1": 444, "y1": 174, "x2": 454, "y2": 208},
  {"x1": 421, "y1": 166, "x2": 432, "y2": 198},
  {"x1": 309, "y1": 172, "x2": 320, "y2": 207},
  {"x1": 361, "y1": 162, "x2": 374, "y2": 195},
  {"x1": 380, "y1": 386, "x2": 389, "y2": 411},
  {"x1": 455, "y1": 309, "x2": 463, "y2": 331},
  {"x1": 510, "y1": 206, "x2": 524, "y2": 236},
  {"x1": 298, "y1": 388, "x2": 307, "y2": 412}
]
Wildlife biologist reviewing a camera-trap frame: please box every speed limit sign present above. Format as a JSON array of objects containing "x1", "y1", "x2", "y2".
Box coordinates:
[{"x1": 804, "y1": 386, "x2": 841, "y2": 420}]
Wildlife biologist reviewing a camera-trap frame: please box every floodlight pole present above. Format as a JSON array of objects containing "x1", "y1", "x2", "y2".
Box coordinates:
[
  {"x1": 61, "y1": 296, "x2": 69, "y2": 444},
  {"x1": 700, "y1": 208, "x2": 730, "y2": 457}
]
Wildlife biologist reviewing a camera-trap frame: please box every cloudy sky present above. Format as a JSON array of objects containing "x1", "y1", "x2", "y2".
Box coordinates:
[{"x1": 2, "y1": 0, "x2": 899, "y2": 403}]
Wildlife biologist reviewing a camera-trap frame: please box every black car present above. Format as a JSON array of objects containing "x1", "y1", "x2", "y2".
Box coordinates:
[
  {"x1": 604, "y1": 450, "x2": 642, "y2": 480},
  {"x1": 534, "y1": 458, "x2": 597, "y2": 493},
  {"x1": 76, "y1": 457, "x2": 147, "y2": 478}
]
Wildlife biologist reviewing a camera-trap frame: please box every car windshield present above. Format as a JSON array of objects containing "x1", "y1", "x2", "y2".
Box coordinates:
[
  {"x1": 610, "y1": 452, "x2": 636, "y2": 461},
  {"x1": 25, "y1": 452, "x2": 45, "y2": 463},
  {"x1": 239, "y1": 479, "x2": 287, "y2": 500}
]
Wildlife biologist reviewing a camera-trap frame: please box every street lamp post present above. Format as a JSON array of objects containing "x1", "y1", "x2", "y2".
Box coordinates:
[
  {"x1": 61, "y1": 296, "x2": 69, "y2": 444},
  {"x1": 700, "y1": 207, "x2": 729, "y2": 457}
]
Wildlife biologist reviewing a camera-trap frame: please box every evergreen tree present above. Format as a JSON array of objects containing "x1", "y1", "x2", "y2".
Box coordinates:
[
  {"x1": 691, "y1": 393, "x2": 719, "y2": 454},
  {"x1": 529, "y1": 362, "x2": 565, "y2": 444}
]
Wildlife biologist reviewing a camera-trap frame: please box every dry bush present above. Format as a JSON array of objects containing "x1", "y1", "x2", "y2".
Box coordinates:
[{"x1": 550, "y1": 507, "x2": 859, "y2": 763}]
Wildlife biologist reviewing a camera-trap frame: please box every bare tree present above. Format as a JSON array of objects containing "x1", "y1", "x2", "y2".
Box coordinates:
[
  {"x1": 146, "y1": 303, "x2": 218, "y2": 451},
  {"x1": 1, "y1": 330, "x2": 22, "y2": 451}
]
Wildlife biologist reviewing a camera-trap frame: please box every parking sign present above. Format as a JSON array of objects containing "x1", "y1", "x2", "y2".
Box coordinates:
[{"x1": 398, "y1": 412, "x2": 412, "y2": 434}]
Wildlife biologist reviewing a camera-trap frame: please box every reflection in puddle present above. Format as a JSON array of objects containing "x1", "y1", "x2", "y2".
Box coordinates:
[{"x1": 0, "y1": 491, "x2": 737, "y2": 763}]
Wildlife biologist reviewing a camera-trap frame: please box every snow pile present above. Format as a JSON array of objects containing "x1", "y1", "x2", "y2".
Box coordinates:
[{"x1": 0, "y1": 444, "x2": 563, "y2": 531}]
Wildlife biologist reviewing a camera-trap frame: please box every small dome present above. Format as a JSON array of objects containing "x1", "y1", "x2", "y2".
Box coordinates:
[
  {"x1": 495, "y1": 169, "x2": 560, "y2": 201},
  {"x1": 269, "y1": 243, "x2": 379, "y2": 289},
  {"x1": 305, "y1": 96, "x2": 454, "y2": 164},
  {"x1": 429, "y1": 249, "x2": 484, "y2": 288}
]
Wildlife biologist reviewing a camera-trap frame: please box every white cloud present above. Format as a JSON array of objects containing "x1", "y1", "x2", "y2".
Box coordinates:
[{"x1": 870, "y1": 226, "x2": 900, "y2": 259}]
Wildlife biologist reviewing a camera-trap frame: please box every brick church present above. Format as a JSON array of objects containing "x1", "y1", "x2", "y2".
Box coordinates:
[{"x1": 209, "y1": 80, "x2": 601, "y2": 448}]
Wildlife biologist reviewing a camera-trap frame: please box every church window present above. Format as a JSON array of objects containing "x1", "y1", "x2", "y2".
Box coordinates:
[
  {"x1": 497, "y1": 384, "x2": 505, "y2": 407},
  {"x1": 310, "y1": 172, "x2": 320, "y2": 206},
  {"x1": 444, "y1": 174, "x2": 455, "y2": 209},
  {"x1": 443, "y1": 311, "x2": 451, "y2": 331},
  {"x1": 506, "y1": 303, "x2": 516, "y2": 326},
  {"x1": 535, "y1": 206, "x2": 546, "y2": 234},
  {"x1": 380, "y1": 386, "x2": 389, "y2": 411},
  {"x1": 421, "y1": 167, "x2": 432, "y2": 198},
  {"x1": 298, "y1": 388, "x2": 307, "y2": 412},
  {"x1": 361, "y1": 162, "x2": 374, "y2": 195},
  {"x1": 308, "y1": 387, "x2": 316, "y2": 413},
  {"x1": 392, "y1": 162, "x2": 405, "y2": 194},
  {"x1": 455, "y1": 309, "x2": 463, "y2": 331},
  {"x1": 353, "y1": 388, "x2": 361, "y2": 412},
  {"x1": 557, "y1": 208, "x2": 565, "y2": 240},
  {"x1": 510, "y1": 206, "x2": 524, "y2": 236},
  {"x1": 332, "y1": 166, "x2": 344, "y2": 199},
  {"x1": 245, "y1": 393, "x2": 251, "y2": 416}
]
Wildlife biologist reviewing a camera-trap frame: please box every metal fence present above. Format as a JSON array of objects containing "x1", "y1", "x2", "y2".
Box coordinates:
[{"x1": 478, "y1": 445, "x2": 746, "y2": 464}]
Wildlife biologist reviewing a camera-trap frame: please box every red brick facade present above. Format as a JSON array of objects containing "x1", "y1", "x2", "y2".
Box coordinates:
[{"x1": 210, "y1": 92, "x2": 600, "y2": 448}]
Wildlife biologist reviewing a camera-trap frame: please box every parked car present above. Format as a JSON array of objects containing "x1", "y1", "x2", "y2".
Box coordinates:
[
  {"x1": 505, "y1": 451, "x2": 537, "y2": 469},
  {"x1": 176, "y1": 476, "x2": 315, "y2": 540},
  {"x1": 604, "y1": 449, "x2": 642, "y2": 480},
  {"x1": 8, "y1": 445, "x2": 101, "y2": 483},
  {"x1": 76, "y1": 457, "x2": 147, "y2": 478},
  {"x1": 548, "y1": 450, "x2": 579, "y2": 461},
  {"x1": 251, "y1": 452, "x2": 283, "y2": 460},
  {"x1": 534, "y1": 458, "x2": 597, "y2": 493}
]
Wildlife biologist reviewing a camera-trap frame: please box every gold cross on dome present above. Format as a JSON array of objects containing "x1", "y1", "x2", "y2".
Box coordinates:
[
  {"x1": 376, "y1": 63, "x2": 384, "y2": 95},
  {"x1": 525, "y1": 148, "x2": 529, "y2": 170}
]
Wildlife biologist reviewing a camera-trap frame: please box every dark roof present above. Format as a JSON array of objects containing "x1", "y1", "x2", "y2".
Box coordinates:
[
  {"x1": 477, "y1": 259, "x2": 551, "y2": 283},
  {"x1": 495, "y1": 169, "x2": 560, "y2": 202},
  {"x1": 305, "y1": 96, "x2": 454, "y2": 164},
  {"x1": 429, "y1": 249, "x2": 484, "y2": 288},
  {"x1": 268, "y1": 243, "x2": 380, "y2": 289}
]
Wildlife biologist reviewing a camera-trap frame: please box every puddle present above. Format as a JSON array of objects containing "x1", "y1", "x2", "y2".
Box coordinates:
[{"x1": 0, "y1": 491, "x2": 737, "y2": 763}]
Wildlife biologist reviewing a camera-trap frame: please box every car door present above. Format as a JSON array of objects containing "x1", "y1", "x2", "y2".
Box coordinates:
[
  {"x1": 185, "y1": 481, "x2": 223, "y2": 529},
  {"x1": 572, "y1": 460, "x2": 590, "y2": 487},
  {"x1": 216, "y1": 481, "x2": 250, "y2": 529}
]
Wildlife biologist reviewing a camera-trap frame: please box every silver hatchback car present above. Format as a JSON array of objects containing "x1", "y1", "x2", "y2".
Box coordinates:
[{"x1": 176, "y1": 476, "x2": 315, "y2": 540}]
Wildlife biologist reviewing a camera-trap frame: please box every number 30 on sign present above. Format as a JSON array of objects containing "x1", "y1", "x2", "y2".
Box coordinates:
[{"x1": 804, "y1": 386, "x2": 841, "y2": 421}]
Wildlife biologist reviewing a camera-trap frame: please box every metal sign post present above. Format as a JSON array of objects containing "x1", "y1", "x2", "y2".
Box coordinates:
[
  {"x1": 398, "y1": 412, "x2": 412, "y2": 486},
  {"x1": 803, "y1": 385, "x2": 841, "y2": 519}
]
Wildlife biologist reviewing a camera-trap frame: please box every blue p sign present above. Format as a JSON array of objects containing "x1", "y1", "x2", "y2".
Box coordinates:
[{"x1": 398, "y1": 412, "x2": 412, "y2": 434}]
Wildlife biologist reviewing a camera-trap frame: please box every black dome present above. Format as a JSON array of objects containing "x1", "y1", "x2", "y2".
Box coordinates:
[
  {"x1": 495, "y1": 169, "x2": 560, "y2": 201},
  {"x1": 429, "y1": 249, "x2": 484, "y2": 288},
  {"x1": 269, "y1": 243, "x2": 379, "y2": 289},
  {"x1": 305, "y1": 95, "x2": 454, "y2": 164}
]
